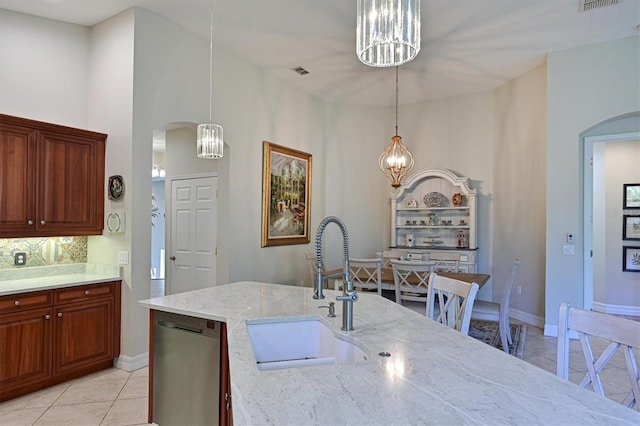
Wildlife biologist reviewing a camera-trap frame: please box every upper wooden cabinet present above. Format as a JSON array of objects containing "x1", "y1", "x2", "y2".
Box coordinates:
[{"x1": 0, "y1": 114, "x2": 106, "y2": 237}]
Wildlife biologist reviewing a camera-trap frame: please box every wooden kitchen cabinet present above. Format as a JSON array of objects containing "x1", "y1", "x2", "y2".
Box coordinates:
[
  {"x1": 0, "y1": 281, "x2": 121, "y2": 402},
  {"x1": 0, "y1": 306, "x2": 53, "y2": 398},
  {"x1": 0, "y1": 114, "x2": 106, "y2": 238}
]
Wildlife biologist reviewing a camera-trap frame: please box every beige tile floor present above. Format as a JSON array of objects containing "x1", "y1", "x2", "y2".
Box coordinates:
[{"x1": 0, "y1": 324, "x2": 636, "y2": 425}]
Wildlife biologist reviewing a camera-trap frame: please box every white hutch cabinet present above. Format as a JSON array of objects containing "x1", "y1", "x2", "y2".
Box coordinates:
[{"x1": 390, "y1": 168, "x2": 478, "y2": 272}]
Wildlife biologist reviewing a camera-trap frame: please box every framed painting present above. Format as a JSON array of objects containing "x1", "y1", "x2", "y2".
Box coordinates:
[
  {"x1": 623, "y1": 215, "x2": 640, "y2": 241},
  {"x1": 622, "y1": 246, "x2": 640, "y2": 272},
  {"x1": 261, "y1": 141, "x2": 312, "y2": 247},
  {"x1": 623, "y1": 183, "x2": 640, "y2": 209}
]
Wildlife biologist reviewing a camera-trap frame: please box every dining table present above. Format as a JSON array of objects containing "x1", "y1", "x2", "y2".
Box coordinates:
[{"x1": 325, "y1": 266, "x2": 490, "y2": 290}]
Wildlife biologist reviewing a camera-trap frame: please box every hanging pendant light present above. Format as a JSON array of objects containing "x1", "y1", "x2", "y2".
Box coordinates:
[
  {"x1": 356, "y1": 0, "x2": 421, "y2": 67},
  {"x1": 197, "y1": 0, "x2": 223, "y2": 159},
  {"x1": 379, "y1": 66, "x2": 414, "y2": 188}
]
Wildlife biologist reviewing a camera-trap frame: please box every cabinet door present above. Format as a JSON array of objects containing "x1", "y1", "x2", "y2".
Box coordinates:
[
  {"x1": 0, "y1": 123, "x2": 37, "y2": 235},
  {"x1": 38, "y1": 131, "x2": 105, "y2": 235},
  {"x1": 0, "y1": 308, "x2": 52, "y2": 398},
  {"x1": 53, "y1": 298, "x2": 114, "y2": 376}
]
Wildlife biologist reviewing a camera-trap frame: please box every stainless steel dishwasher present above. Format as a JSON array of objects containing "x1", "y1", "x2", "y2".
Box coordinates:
[{"x1": 152, "y1": 310, "x2": 221, "y2": 425}]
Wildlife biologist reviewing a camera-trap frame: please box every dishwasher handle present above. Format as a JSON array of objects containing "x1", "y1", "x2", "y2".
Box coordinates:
[{"x1": 156, "y1": 320, "x2": 203, "y2": 334}]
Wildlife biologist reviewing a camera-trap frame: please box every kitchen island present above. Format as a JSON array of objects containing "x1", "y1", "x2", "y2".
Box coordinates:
[{"x1": 140, "y1": 281, "x2": 639, "y2": 425}]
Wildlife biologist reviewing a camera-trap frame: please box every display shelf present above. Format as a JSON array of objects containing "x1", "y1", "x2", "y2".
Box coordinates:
[{"x1": 390, "y1": 168, "x2": 478, "y2": 272}]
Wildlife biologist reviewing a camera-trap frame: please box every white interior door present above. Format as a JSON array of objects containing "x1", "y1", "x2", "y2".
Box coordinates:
[{"x1": 167, "y1": 175, "x2": 217, "y2": 294}]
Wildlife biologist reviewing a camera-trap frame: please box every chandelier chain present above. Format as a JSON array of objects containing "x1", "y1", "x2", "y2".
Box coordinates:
[
  {"x1": 208, "y1": 0, "x2": 213, "y2": 124},
  {"x1": 395, "y1": 66, "x2": 399, "y2": 135}
]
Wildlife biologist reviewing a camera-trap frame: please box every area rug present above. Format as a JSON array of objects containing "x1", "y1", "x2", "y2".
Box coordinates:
[{"x1": 468, "y1": 319, "x2": 527, "y2": 359}]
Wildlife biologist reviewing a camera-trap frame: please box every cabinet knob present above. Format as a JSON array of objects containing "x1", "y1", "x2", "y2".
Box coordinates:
[
  {"x1": 27, "y1": 220, "x2": 34, "y2": 225},
  {"x1": 14, "y1": 300, "x2": 20, "y2": 306},
  {"x1": 57, "y1": 312, "x2": 63, "y2": 318},
  {"x1": 45, "y1": 314, "x2": 51, "y2": 320},
  {"x1": 84, "y1": 290, "x2": 90, "y2": 295},
  {"x1": 170, "y1": 256, "x2": 176, "y2": 261},
  {"x1": 40, "y1": 220, "x2": 46, "y2": 225}
]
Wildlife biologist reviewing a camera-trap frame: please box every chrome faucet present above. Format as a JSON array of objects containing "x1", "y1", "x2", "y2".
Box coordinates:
[{"x1": 313, "y1": 216, "x2": 358, "y2": 331}]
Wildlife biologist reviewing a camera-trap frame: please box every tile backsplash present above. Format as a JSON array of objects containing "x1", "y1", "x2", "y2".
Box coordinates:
[{"x1": 0, "y1": 237, "x2": 87, "y2": 269}]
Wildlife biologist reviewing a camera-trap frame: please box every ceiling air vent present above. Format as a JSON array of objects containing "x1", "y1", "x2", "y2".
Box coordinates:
[
  {"x1": 290, "y1": 66, "x2": 309, "y2": 76},
  {"x1": 578, "y1": 0, "x2": 621, "y2": 12}
]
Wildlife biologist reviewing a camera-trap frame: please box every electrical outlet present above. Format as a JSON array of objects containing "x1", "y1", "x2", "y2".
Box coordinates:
[
  {"x1": 14, "y1": 252, "x2": 27, "y2": 266},
  {"x1": 516, "y1": 286, "x2": 522, "y2": 296}
]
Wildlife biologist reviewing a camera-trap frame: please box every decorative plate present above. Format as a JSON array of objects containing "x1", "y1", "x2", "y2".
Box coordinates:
[
  {"x1": 423, "y1": 192, "x2": 447, "y2": 207},
  {"x1": 108, "y1": 175, "x2": 124, "y2": 201}
]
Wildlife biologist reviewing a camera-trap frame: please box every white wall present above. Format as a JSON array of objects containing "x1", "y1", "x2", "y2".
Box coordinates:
[
  {"x1": 492, "y1": 64, "x2": 547, "y2": 325},
  {"x1": 602, "y1": 139, "x2": 640, "y2": 307},
  {"x1": 545, "y1": 35, "x2": 640, "y2": 333},
  {"x1": 0, "y1": 9, "x2": 89, "y2": 126}
]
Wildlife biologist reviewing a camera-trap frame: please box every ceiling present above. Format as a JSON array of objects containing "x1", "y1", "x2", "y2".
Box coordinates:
[{"x1": 0, "y1": 0, "x2": 638, "y2": 106}]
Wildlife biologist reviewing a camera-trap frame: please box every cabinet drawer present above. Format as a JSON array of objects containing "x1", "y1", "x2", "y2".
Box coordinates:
[
  {"x1": 0, "y1": 290, "x2": 53, "y2": 315},
  {"x1": 54, "y1": 282, "x2": 115, "y2": 305}
]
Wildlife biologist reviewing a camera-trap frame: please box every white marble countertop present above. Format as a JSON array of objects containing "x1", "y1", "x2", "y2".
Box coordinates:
[
  {"x1": 0, "y1": 264, "x2": 122, "y2": 296},
  {"x1": 139, "y1": 281, "x2": 640, "y2": 425}
]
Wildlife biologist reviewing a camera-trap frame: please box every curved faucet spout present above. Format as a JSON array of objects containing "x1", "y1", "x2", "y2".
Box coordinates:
[{"x1": 314, "y1": 216, "x2": 357, "y2": 331}]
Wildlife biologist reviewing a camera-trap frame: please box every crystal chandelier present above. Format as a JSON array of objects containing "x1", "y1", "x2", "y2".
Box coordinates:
[
  {"x1": 197, "y1": 0, "x2": 223, "y2": 159},
  {"x1": 379, "y1": 66, "x2": 414, "y2": 188},
  {"x1": 356, "y1": 0, "x2": 421, "y2": 67}
]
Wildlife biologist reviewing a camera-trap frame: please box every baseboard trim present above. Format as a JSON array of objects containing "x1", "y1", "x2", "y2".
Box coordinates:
[
  {"x1": 592, "y1": 302, "x2": 640, "y2": 317},
  {"x1": 114, "y1": 352, "x2": 149, "y2": 372},
  {"x1": 544, "y1": 324, "x2": 558, "y2": 337},
  {"x1": 509, "y1": 307, "x2": 544, "y2": 328}
]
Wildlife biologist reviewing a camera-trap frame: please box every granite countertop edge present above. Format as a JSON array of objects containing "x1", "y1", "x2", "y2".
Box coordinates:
[{"x1": 0, "y1": 263, "x2": 123, "y2": 296}]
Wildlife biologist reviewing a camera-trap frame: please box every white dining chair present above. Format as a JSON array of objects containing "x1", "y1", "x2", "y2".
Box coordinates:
[
  {"x1": 390, "y1": 259, "x2": 432, "y2": 314},
  {"x1": 380, "y1": 249, "x2": 407, "y2": 269},
  {"x1": 430, "y1": 252, "x2": 461, "y2": 272},
  {"x1": 349, "y1": 258, "x2": 383, "y2": 296},
  {"x1": 304, "y1": 251, "x2": 324, "y2": 288},
  {"x1": 470, "y1": 260, "x2": 522, "y2": 353},
  {"x1": 427, "y1": 272, "x2": 479, "y2": 335},
  {"x1": 557, "y1": 303, "x2": 640, "y2": 411}
]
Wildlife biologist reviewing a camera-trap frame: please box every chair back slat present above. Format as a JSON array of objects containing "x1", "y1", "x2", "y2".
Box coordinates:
[
  {"x1": 557, "y1": 303, "x2": 640, "y2": 411},
  {"x1": 427, "y1": 273, "x2": 479, "y2": 335},
  {"x1": 390, "y1": 259, "x2": 433, "y2": 308},
  {"x1": 349, "y1": 258, "x2": 383, "y2": 296}
]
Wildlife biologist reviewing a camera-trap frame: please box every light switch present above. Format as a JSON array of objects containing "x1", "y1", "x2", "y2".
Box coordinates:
[
  {"x1": 118, "y1": 251, "x2": 129, "y2": 264},
  {"x1": 563, "y1": 245, "x2": 575, "y2": 255}
]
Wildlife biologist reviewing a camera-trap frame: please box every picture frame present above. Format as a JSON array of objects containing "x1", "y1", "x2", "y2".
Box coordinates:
[
  {"x1": 623, "y1": 215, "x2": 640, "y2": 241},
  {"x1": 623, "y1": 183, "x2": 640, "y2": 209},
  {"x1": 622, "y1": 246, "x2": 640, "y2": 272},
  {"x1": 261, "y1": 141, "x2": 312, "y2": 247}
]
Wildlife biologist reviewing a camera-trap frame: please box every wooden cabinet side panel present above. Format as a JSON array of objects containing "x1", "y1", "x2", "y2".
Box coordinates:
[
  {"x1": 220, "y1": 322, "x2": 232, "y2": 426},
  {"x1": 0, "y1": 308, "x2": 52, "y2": 396}
]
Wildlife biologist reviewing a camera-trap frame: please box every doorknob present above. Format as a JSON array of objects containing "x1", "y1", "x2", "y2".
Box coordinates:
[{"x1": 170, "y1": 256, "x2": 176, "y2": 261}]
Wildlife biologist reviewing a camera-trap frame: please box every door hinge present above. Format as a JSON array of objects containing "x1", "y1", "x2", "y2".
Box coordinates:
[
  {"x1": 216, "y1": 189, "x2": 218, "y2": 199},
  {"x1": 215, "y1": 247, "x2": 218, "y2": 256}
]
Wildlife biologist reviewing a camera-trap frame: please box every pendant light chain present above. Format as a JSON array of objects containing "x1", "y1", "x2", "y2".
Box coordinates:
[
  {"x1": 208, "y1": 0, "x2": 213, "y2": 124},
  {"x1": 395, "y1": 66, "x2": 399, "y2": 136},
  {"x1": 196, "y1": 0, "x2": 223, "y2": 159}
]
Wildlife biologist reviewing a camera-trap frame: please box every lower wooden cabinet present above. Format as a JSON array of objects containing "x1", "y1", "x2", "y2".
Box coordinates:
[{"x1": 0, "y1": 281, "x2": 121, "y2": 402}]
